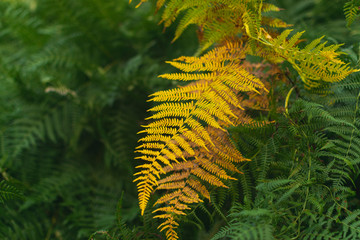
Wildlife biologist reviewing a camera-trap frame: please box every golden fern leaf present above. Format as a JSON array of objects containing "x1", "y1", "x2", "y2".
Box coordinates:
[
  {"x1": 152, "y1": 123, "x2": 249, "y2": 239},
  {"x1": 134, "y1": 39, "x2": 281, "y2": 240},
  {"x1": 147, "y1": 60, "x2": 278, "y2": 239},
  {"x1": 134, "y1": 39, "x2": 265, "y2": 216},
  {"x1": 261, "y1": 3, "x2": 281, "y2": 13},
  {"x1": 131, "y1": 0, "x2": 288, "y2": 52}
]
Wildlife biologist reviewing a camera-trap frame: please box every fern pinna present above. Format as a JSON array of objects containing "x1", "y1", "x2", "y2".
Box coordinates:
[
  {"x1": 132, "y1": 0, "x2": 358, "y2": 239},
  {"x1": 344, "y1": 0, "x2": 360, "y2": 27}
]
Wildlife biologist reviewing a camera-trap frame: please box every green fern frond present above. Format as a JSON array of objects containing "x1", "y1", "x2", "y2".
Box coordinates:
[
  {"x1": 212, "y1": 206, "x2": 274, "y2": 240},
  {"x1": 256, "y1": 138, "x2": 277, "y2": 182},
  {"x1": 344, "y1": 1, "x2": 360, "y2": 28},
  {"x1": 3, "y1": 102, "x2": 82, "y2": 157},
  {"x1": 0, "y1": 180, "x2": 23, "y2": 204},
  {"x1": 258, "y1": 29, "x2": 358, "y2": 88}
]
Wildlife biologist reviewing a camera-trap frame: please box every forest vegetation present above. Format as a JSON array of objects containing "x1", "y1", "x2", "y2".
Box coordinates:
[{"x1": 1, "y1": 0, "x2": 360, "y2": 240}]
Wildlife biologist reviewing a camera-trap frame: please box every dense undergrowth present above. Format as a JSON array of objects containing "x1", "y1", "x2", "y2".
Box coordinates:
[
  {"x1": 0, "y1": 0, "x2": 196, "y2": 238},
  {"x1": 0, "y1": 0, "x2": 360, "y2": 240}
]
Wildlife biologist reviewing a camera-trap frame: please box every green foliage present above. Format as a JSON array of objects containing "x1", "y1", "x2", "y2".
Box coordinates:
[
  {"x1": 0, "y1": 180, "x2": 23, "y2": 204},
  {"x1": 0, "y1": 0, "x2": 197, "y2": 239},
  {"x1": 344, "y1": 0, "x2": 360, "y2": 27},
  {"x1": 1, "y1": 0, "x2": 360, "y2": 240},
  {"x1": 272, "y1": 0, "x2": 360, "y2": 45},
  {"x1": 129, "y1": 0, "x2": 359, "y2": 238},
  {"x1": 211, "y1": 206, "x2": 274, "y2": 240},
  {"x1": 210, "y1": 74, "x2": 360, "y2": 239}
]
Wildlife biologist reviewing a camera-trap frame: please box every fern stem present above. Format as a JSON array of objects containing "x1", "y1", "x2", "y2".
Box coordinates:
[
  {"x1": 285, "y1": 87, "x2": 295, "y2": 115},
  {"x1": 291, "y1": 139, "x2": 312, "y2": 239},
  {"x1": 320, "y1": 184, "x2": 352, "y2": 212}
]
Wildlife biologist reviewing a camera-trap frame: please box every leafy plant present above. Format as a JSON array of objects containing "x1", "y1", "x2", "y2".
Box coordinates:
[
  {"x1": 0, "y1": 180, "x2": 23, "y2": 204},
  {"x1": 0, "y1": 0, "x2": 193, "y2": 239},
  {"x1": 1, "y1": 0, "x2": 360, "y2": 240},
  {"x1": 131, "y1": 0, "x2": 360, "y2": 239},
  {"x1": 344, "y1": 0, "x2": 360, "y2": 27}
]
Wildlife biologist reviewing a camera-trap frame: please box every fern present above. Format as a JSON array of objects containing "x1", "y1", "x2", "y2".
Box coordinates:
[
  {"x1": 208, "y1": 87, "x2": 360, "y2": 239},
  {"x1": 211, "y1": 205, "x2": 274, "y2": 240},
  {"x1": 131, "y1": 0, "x2": 356, "y2": 89},
  {"x1": 131, "y1": 0, "x2": 288, "y2": 53},
  {"x1": 344, "y1": 0, "x2": 360, "y2": 28},
  {"x1": 2, "y1": 102, "x2": 82, "y2": 158},
  {"x1": 256, "y1": 29, "x2": 358, "y2": 88},
  {"x1": 0, "y1": 0, "x2": 181, "y2": 239},
  {"x1": 0, "y1": 0, "x2": 359, "y2": 239},
  {"x1": 135, "y1": 39, "x2": 264, "y2": 212},
  {"x1": 134, "y1": 39, "x2": 270, "y2": 238},
  {"x1": 0, "y1": 180, "x2": 23, "y2": 204},
  {"x1": 130, "y1": 1, "x2": 360, "y2": 239}
]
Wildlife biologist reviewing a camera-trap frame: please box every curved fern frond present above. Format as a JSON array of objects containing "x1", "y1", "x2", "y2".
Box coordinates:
[
  {"x1": 211, "y1": 205, "x2": 274, "y2": 240},
  {"x1": 3, "y1": 102, "x2": 82, "y2": 157},
  {"x1": 258, "y1": 29, "x2": 358, "y2": 88},
  {"x1": 152, "y1": 125, "x2": 248, "y2": 240},
  {"x1": 344, "y1": 1, "x2": 360, "y2": 28},
  {"x1": 0, "y1": 180, "x2": 23, "y2": 204},
  {"x1": 134, "y1": 40, "x2": 266, "y2": 238}
]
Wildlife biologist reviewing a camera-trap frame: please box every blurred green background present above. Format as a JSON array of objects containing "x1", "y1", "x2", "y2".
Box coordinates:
[{"x1": 0, "y1": 0, "x2": 197, "y2": 238}]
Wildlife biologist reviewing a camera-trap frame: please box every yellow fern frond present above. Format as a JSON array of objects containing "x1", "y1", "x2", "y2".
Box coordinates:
[
  {"x1": 134, "y1": 41, "x2": 265, "y2": 216},
  {"x1": 134, "y1": 40, "x2": 266, "y2": 239},
  {"x1": 262, "y1": 17, "x2": 292, "y2": 28},
  {"x1": 142, "y1": 118, "x2": 184, "y2": 128},
  {"x1": 150, "y1": 82, "x2": 208, "y2": 102},
  {"x1": 151, "y1": 122, "x2": 250, "y2": 239},
  {"x1": 158, "y1": 172, "x2": 191, "y2": 185},
  {"x1": 132, "y1": 0, "x2": 288, "y2": 52},
  {"x1": 187, "y1": 178, "x2": 210, "y2": 200},
  {"x1": 261, "y1": 3, "x2": 281, "y2": 13},
  {"x1": 190, "y1": 167, "x2": 228, "y2": 187},
  {"x1": 157, "y1": 181, "x2": 186, "y2": 190}
]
